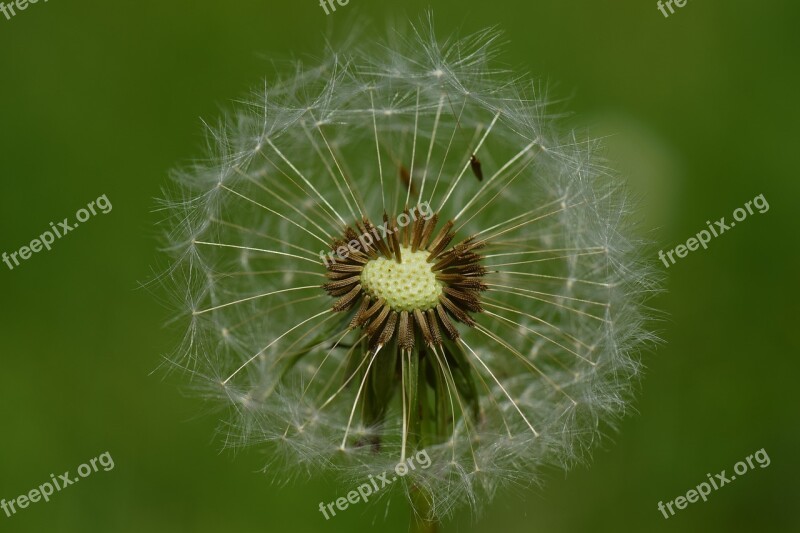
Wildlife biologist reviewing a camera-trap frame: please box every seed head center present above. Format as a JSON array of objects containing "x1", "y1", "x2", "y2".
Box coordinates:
[{"x1": 360, "y1": 246, "x2": 442, "y2": 312}]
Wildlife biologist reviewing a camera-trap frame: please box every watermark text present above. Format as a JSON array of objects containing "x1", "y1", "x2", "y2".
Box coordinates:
[
  {"x1": 2, "y1": 194, "x2": 112, "y2": 272},
  {"x1": 659, "y1": 193, "x2": 768, "y2": 268},
  {"x1": 1, "y1": 0, "x2": 50, "y2": 22},
  {"x1": 318, "y1": 449, "x2": 432, "y2": 520},
  {"x1": 657, "y1": 448, "x2": 770, "y2": 519},
  {"x1": 2, "y1": 451, "x2": 115, "y2": 519}
]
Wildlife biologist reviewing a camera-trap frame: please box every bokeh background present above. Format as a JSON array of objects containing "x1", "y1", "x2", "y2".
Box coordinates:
[{"x1": 1, "y1": 1, "x2": 798, "y2": 531}]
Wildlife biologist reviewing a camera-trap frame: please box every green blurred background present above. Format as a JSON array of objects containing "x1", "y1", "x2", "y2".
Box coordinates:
[{"x1": 1, "y1": 1, "x2": 798, "y2": 531}]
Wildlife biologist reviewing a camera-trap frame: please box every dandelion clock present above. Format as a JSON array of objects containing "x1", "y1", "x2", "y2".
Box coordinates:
[{"x1": 159, "y1": 15, "x2": 659, "y2": 531}]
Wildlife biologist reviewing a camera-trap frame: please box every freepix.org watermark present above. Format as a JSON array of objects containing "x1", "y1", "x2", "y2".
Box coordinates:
[
  {"x1": 0, "y1": 0, "x2": 49, "y2": 22},
  {"x1": 2, "y1": 194, "x2": 112, "y2": 272},
  {"x1": 319, "y1": 201, "x2": 433, "y2": 267},
  {"x1": 318, "y1": 449, "x2": 432, "y2": 520},
  {"x1": 318, "y1": 0, "x2": 349, "y2": 15},
  {"x1": 656, "y1": 0, "x2": 690, "y2": 18},
  {"x1": 658, "y1": 193, "x2": 768, "y2": 268},
  {"x1": 657, "y1": 448, "x2": 770, "y2": 519},
  {"x1": 1, "y1": 451, "x2": 115, "y2": 519}
]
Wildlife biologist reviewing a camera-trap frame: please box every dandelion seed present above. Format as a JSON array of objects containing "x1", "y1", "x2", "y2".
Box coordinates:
[
  {"x1": 470, "y1": 154, "x2": 483, "y2": 181},
  {"x1": 160, "y1": 14, "x2": 659, "y2": 527}
]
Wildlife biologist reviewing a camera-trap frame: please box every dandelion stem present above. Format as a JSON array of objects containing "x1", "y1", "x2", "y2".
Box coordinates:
[{"x1": 410, "y1": 489, "x2": 440, "y2": 533}]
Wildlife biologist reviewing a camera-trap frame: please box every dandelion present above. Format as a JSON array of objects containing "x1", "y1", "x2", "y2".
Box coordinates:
[{"x1": 159, "y1": 15, "x2": 659, "y2": 530}]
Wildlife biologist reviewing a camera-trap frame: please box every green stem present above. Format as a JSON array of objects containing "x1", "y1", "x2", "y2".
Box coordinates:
[
  {"x1": 410, "y1": 489, "x2": 440, "y2": 533},
  {"x1": 411, "y1": 517, "x2": 439, "y2": 533},
  {"x1": 407, "y1": 347, "x2": 444, "y2": 533}
]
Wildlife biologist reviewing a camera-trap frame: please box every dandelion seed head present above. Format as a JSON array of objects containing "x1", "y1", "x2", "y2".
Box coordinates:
[{"x1": 160, "y1": 13, "x2": 660, "y2": 521}]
